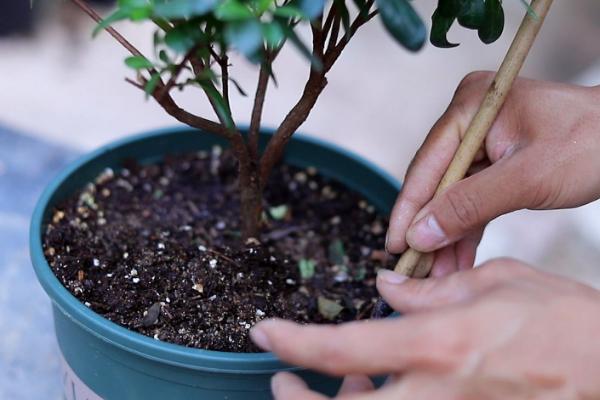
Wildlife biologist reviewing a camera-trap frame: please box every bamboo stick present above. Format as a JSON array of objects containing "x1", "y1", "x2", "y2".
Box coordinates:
[{"x1": 395, "y1": 0, "x2": 554, "y2": 277}]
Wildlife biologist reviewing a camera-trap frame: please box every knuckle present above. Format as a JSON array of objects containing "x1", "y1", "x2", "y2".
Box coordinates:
[
  {"x1": 524, "y1": 166, "x2": 553, "y2": 208},
  {"x1": 479, "y1": 257, "x2": 532, "y2": 279},
  {"x1": 405, "y1": 280, "x2": 437, "y2": 306},
  {"x1": 451, "y1": 72, "x2": 494, "y2": 127},
  {"x1": 318, "y1": 328, "x2": 350, "y2": 372},
  {"x1": 458, "y1": 71, "x2": 493, "y2": 90},
  {"x1": 428, "y1": 329, "x2": 473, "y2": 370},
  {"x1": 444, "y1": 188, "x2": 482, "y2": 231}
]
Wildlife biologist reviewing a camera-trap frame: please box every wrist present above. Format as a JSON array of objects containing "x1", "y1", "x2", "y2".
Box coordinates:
[{"x1": 589, "y1": 84, "x2": 600, "y2": 98}]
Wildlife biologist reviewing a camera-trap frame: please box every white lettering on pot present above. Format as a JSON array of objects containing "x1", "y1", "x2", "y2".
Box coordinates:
[{"x1": 61, "y1": 353, "x2": 103, "y2": 400}]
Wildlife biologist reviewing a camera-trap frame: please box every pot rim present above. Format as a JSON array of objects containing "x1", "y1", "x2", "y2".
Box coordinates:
[{"x1": 30, "y1": 125, "x2": 400, "y2": 374}]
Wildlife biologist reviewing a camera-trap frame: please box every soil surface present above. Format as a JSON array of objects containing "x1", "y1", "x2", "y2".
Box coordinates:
[{"x1": 43, "y1": 147, "x2": 395, "y2": 352}]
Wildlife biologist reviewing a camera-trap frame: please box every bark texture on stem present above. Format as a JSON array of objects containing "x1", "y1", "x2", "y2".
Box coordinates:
[
  {"x1": 248, "y1": 60, "x2": 271, "y2": 162},
  {"x1": 258, "y1": 3, "x2": 376, "y2": 186},
  {"x1": 259, "y1": 70, "x2": 327, "y2": 186}
]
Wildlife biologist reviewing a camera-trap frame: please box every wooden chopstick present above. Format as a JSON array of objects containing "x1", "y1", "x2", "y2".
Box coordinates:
[{"x1": 395, "y1": 0, "x2": 555, "y2": 278}]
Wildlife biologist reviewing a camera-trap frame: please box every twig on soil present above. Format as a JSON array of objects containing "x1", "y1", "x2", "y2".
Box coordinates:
[{"x1": 205, "y1": 248, "x2": 241, "y2": 269}]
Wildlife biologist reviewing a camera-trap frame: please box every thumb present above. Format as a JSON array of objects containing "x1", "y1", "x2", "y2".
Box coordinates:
[{"x1": 405, "y1": 154, "x2": 530, "y2": 252}]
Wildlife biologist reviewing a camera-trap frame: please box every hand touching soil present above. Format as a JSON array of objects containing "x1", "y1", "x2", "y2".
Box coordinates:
[
  {"x1": 251, "y1": 74, "x2": 600, "y2": 399},
  {"x1": 253, "y1": 259, "x2": 600, "y2": 399}
]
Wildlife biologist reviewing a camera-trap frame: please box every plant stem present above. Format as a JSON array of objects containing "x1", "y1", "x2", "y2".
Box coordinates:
[
  {"x1": 226, "y1": 133, "x2": 262, "y2": 240},
  {"x1": 70, "y1": 0, "x2": 143, "y2": 58},
  {"x1": 72, "y1": 0, "x2": 378, "y2": 242},
  {"x1": 72, "y1": 0, "x2": 230, "y2": 141},
  {"x1": 259, "y1": 2, "x2": 377, "y2": 186},
  {"x1": 259, "y1": 70, "x2": 327, "y2": 186},
  {"x1": 220, "y1": 52, "x2": 231, "y2": 111},
  {"x1": 326, "y1": 14, "x2": 341, "y2": 55},
  {"x1": 248, "y1": 58, "x2": 271, "y2": 162}
]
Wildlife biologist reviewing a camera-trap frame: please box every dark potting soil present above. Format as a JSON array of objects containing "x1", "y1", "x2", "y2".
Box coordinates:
[{"x1": 43, "y1": 147, "x2": 396, "y2": 352}]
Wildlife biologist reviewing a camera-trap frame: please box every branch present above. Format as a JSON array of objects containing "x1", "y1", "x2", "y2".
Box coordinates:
[
  {"x1": 259, "y1": 71, "x2": 327, "y2": 185},
  {"x1": 189, "y1": 57, "x2": 238, "y2": 132},
  {"x1": 325, "y1": 1, "x2": 377, "y2": 70},
  {"x1": 259, "y1": 19, "x2": 329, "y2": 186},
  {"x1": 322, "y1": 5, "x2": 337, "y2": 37},
  {"x1": 209, "y1": 45, "x2": 231, "y2": 110},
  {"x1": 72, "y1": 0, "x2": 234, "y2": 142},
  {"x1": 326, "y1": 13, "x2": 342, "y2": 56},
  {"x1": 126, "y1": 76, "x2": 231, "y2": 138},
  {"x1": 160, "y1": 48, "x2": 195, "y2": 100},
  {"x1": 70, "y1": 0, "x2": 143, "y2": 58},
  {"x1": 311, "y1": 16, "x2": 325, "y2": 59},
  {"x1": 248, "y1": 58, "x2": 271, "y2": 162},
  {"x1": 221, "y1": 53, "x2": 231, "y2": 110},
  {"x1": 258, "y1": 1, "x2": 377, "y2": 185}
]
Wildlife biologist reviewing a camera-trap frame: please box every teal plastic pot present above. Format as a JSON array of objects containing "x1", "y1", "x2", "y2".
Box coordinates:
[{"x1": 30, "y1": 126, "x2": 400, "y2": 400}]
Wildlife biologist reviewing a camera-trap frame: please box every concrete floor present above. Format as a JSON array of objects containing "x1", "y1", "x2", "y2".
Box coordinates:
[
  {"x1": 1, "y1": 2, "x2": 600, "y2": 398},
  {"x1": 0, "y1": 127, "x2": 74, "y2": 399}
]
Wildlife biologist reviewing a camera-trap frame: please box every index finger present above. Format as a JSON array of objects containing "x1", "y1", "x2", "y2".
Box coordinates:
[
  {"x1": 250, "y1": 315, "x2": 470, "y2": 376},
  {"x1": 386, "y1": 103, "x2": 471, "y2": 254}
]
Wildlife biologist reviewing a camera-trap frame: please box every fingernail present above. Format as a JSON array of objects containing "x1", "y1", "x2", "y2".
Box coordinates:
[
  {"x1": 406, "y1": 214, "x2": 447, "y2": 251},
  {"x1": 271, "y1": 373, "x2": 285, "y2": 398},
  {"x1": 385, "y1": 230, "x2": 390, "y2": 253},
  {"x1": 250, "y1": 325, "x2": 272, "y2": 351},
  {"x1": 377, "y1": 269, "x2": 409, "y2": 285}
]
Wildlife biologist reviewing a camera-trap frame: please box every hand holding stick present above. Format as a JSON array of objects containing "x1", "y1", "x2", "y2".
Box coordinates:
[
  {"x1": 395, "y1": 0, "x2": 554, "y2": 278},
  {"x1": 373, "y1": 0, "x2": 554, "y2": 317}
]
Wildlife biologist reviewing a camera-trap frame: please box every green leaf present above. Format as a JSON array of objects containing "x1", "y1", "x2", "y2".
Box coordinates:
[
  {"x1": 92, "y1": 8, "x2": 130, "y2": 37},
  {"x1": 273, "y1": 5, "x2": 304, "y2": 19},
  {"x1": 130, "y1": 5, "x2": 153, "y2": 20},
  {"x1": 215, "y1": 0, "x2": 255, "y2": 21},
  {"x1": 298, "y1": 258, "x2": 316, "y2": 280},
  {"x1": 144, "y1": 73, "x2": 161, "y2": 98},
  {"x1": 117, "y1": 0, "x2": 148, "y2": 7},
  {"x1": 158, "y1": 49, "x2": 171, "y2": 64},
  {"x1": 328, "y1": 239, "x2": 346, "y2": 266},
  {"x1": 261, "y1": 21, "x2": 285, "y2": 48},
  {"x1": 430, "y1": 8, "x2": 459, "y2": 48},
  {"x1": 457, "y1": 0, "x2": 485, "y2": 30},
  {"x1": 165, "y1": 29, "x2": 195, "y2": 53},
  {"x1": 255, "y1": 0, "x2": 274, "y2": 14},
  {"x1": 124, "y1": 55, "x2": 155, "y2": 69},
  {"x1": 437, "y1": 0, "x2": 469, "y2": 18},
  {"x1": 318, "y1": 296, "x2": 344, "y2": 320},
  {"x1": 295, "y1": 0, "x2": 326, "y2": 20},
  {"x1": 224, "y1": 19, "x2": 264, "y2": 58},
  {"x1": 354, "y1": 266, "x2": 367, "y2": 281},
  {"x1": 164, "y1": 23, "x2": 207, "y2": 53},
  {"x1": 269, "y1": 205, "x2": 288, "y2": 220},
  {"x1": 152, "y1": 17, "x2": 172, "y2": 31},
  {"x1": 375, "y1": 0, "x2": 426, "y2": 52},
  {"x1": 153, "y1": 0, "x2": 218, "y2": 19},
  {"x1": 198, "y1": 82, "x2": 235, "y2": 128},
  {"x1": 229, "y1": 77, "x2": 248, "y2": 96},
  {"x1": 477, "y1": 0, "x2": 504, "y2": 44}
]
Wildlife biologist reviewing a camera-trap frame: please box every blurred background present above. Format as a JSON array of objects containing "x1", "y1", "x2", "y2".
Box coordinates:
[{"x1": 0, "y1": 1, "x2": 599, "y2": 398}]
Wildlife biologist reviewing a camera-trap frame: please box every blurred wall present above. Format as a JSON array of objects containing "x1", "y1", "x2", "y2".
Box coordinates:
[{"x1": 1, "y1": 0, "x2": 600, "y2": 283}]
